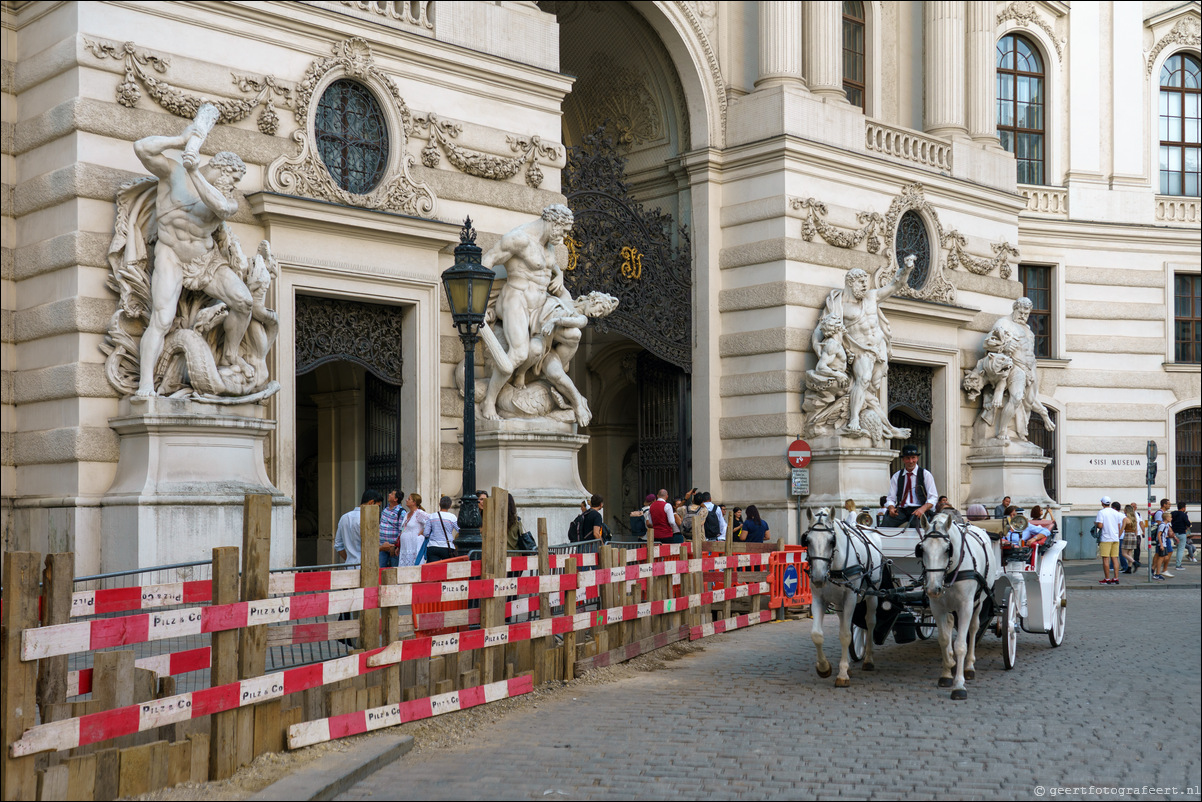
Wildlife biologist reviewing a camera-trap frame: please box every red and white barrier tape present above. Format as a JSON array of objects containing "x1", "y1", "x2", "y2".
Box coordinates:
[
  {"x1": 29, "y1": 554, "x2": 786, "y2": 660},
  {"x1": 11, "y1": 581, "x2": 768, "y2": 756},
  {"x1": 689, "y1": 610, "x2": 774, "y2": 640},
  {"x1": 66, "y1": 647, "x2": 211, "y2": 698},
  {"x1": 288, "y1": 676, "x2": 534, "y2": 750}
]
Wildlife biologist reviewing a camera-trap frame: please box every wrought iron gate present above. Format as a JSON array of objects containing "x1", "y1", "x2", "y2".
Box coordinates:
[
  {"x1": 888, "y1": 364, "x2": 933, "y2": 476},
  {"x1": 637, "y1": 353, "x2": 690, "y2": 498},
  {"x1": 365, "y1": 372, "x2": 401, "y2": 496},
  {"x1": 1028, "y1": 409, "x2": 1058, "y2": 501}
]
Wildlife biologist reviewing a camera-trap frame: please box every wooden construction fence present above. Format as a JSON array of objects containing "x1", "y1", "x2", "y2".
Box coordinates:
[{"x1": 1, "y1": 488, "x2": 801, "y2": 800}]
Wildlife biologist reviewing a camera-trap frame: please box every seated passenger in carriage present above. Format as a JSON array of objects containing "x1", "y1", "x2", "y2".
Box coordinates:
[{"x1": 1002, "y1": 514, "x2": 1051, "y2": 568}]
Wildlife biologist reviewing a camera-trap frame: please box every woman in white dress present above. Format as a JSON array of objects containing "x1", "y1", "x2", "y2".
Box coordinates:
[{"x1": 396, "y1": 493, "x2": 430, "y2": 566}]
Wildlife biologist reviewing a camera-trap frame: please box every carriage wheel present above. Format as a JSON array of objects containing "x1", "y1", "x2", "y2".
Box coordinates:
[
  {"x1": 849, "y1": 624, "x2": 866, "y2": 663},
  {"x1": 1048, "y1": 561, "x2": 1067, "y2": 648},
  {"x1": 1002, "y1": 591, "x2": 1019, "y2": 670},
  {"x1": 916, "y1": 613, "x2": 935, "y2": 640}
]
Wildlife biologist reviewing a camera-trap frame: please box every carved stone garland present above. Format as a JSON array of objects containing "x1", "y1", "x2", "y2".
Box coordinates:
[
  {"x1": 996, "y1": 1, "x2": 1065, "y2": 61},
  {"x1": 944, "y1": 232, "x2": 1018, "y2": 280},
  {"x1": 1146, "y1": 16, "x2": 1202, "y2": 76},
  {"x1": 792, "y1": 197, "x2": 886, "y2": 254},
  {"x1": 414, "y1": 113, "x2": 561, "y2": 189},
  {"x1": 83, "y1": 39, "x2": 293, "y2": 135},
  {"x1": 266, "y1": 38, "x2": 436, "y2": 217}
]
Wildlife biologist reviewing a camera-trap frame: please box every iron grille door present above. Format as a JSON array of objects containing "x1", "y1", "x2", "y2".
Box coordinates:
[
  {"x1": 637, "y1": 353, "x2": 690, "y2": 498},
  {"x1": 365, "y1": 372, "x2": 401, "y2": 497},
  {"x1": 1028, "y1": 408, "x2": 1058, "y2": 501}
]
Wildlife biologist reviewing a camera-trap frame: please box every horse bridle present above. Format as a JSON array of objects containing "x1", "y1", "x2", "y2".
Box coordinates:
[
  {"x1": 805, "y1": 517, "x2": 879, "y2": 591},
  {"x1": 918, "y1": 522, "x2": 987, "y2": 589}
]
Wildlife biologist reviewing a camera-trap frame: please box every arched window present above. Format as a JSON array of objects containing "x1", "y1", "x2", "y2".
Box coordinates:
[
  {"x1": 842, "y1": 1, "x2": 866, "y2": 110},
  {"x1": 1178, "y1": 407, "x2": 1201, "y2": 504},
  {"x1": 996, "y1": 34, "x2": 1045, "y2": 185},
  {"x1": 1159, "y1": 53, "x2": 1201, "y2": 197},
  {"x1": 315, "y1": 79, "x2": 389, "y2": 194},
  {"x1": 895, "y1": 210, "x2": 931, "y2": 291}
]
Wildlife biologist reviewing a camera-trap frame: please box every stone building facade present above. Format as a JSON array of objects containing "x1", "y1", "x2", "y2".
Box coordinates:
[{"x1": 1, "y1": 0, "x2": 1199, "y2": 572}]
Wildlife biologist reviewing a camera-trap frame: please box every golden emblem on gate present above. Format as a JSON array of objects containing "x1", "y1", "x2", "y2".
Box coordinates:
[
  {"x1": 620, "y1": 245, "x2": 643, "y2": 280},
  {"x1": 564, "y1": 235, "x2": 580, "y2": 271}
]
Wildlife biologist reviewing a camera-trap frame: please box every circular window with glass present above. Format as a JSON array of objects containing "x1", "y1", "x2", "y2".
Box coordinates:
[
  {"x1": 895, "y1": 210, "x2": 931, "y2": 291},
  {"x1": 314, "y1": 79, "x2": 389, "y2": 194}
]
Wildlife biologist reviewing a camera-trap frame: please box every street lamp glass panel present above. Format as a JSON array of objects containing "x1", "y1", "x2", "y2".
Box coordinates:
[
  {"x1": 469, "y1": 276, "x2": 492, "y2": 316},
  {"x1": 444, "y1": 276, "x2": 471, "y2": 318}
]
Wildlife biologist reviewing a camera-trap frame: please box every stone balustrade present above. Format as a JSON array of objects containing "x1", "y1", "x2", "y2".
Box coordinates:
[
  {"x1": 1019, "y1": 184, "x2": 1068, "y2": 216},
  {"x1": 864, "y1": 120, "x2": 953, "y2": 171},
  {"x1": 309, "y1": 0, "x2": 435, "y2": 31},
  {"x1": 1155, "y1": 195, "x2": 1201, "y2": 224}
]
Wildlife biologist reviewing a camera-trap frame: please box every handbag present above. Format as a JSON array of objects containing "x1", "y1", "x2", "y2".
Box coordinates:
[{"x1": 517, "y1": 530, "x2": 537, "y2": 551}]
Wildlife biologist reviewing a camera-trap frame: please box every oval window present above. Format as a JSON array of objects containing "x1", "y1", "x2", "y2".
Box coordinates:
[
  {"x1": 895, "y1": 210, "x2": 931, "y2": 290},
  {"x1": 314, "y1": 79, "x2": 389, "y2": 194}
]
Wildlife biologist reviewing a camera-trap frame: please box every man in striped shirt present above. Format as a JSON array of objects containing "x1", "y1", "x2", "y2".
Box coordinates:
[{"x1": 378, "y1": 489, "x2": 407, "y2": 568}]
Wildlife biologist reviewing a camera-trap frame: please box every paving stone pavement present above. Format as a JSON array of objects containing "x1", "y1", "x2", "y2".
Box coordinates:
[{"x1": 338, "y1": 589, "x2": 1201, "y2": 801}]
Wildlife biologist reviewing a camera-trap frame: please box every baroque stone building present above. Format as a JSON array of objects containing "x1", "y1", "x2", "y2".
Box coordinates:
[{"x1": 1, "y1": 0, "x2": 1199, "y2": 571}]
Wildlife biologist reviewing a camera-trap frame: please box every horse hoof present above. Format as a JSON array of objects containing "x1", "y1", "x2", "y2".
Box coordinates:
[
  {"x1": 937, "y1": 677, "x2": 953, "y2": 688},
  {"x1": 817, "y1": 666, "x2": 832, "y2": 678},
  {"x1": 862, "y1": 662, "x2": 875, "y2": 672},
  {"x1": 951, "y1": 689, "x2": 968, "y2": 701},
  {"x1": 964, "y1": 669, "x2": 975, "y2": 680},
  {"x1": 835, "y1": 677, "x2": 850, "y2": 688}
]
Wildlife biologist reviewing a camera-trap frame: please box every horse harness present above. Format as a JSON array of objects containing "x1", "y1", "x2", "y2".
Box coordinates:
[
  {"x1": 807, "y1": 518, "x2": 885, "y2": 594},
  {"x1": 919, "y1": 522, "x2": 993, "y2": 596}
]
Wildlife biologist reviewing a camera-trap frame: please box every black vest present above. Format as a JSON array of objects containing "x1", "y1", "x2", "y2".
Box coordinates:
[{"x1": 894, "y1": 467, "x2": 928, "y2": 507}]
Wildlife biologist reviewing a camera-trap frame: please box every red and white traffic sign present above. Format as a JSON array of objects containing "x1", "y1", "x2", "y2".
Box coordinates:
[{"x1": 787, "y1": 438, "x2": 811, "y2": 468}]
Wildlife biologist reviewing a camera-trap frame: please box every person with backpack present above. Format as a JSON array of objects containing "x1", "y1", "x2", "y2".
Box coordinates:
[
  {"x1": 1170, "y1": 501, "x2": 1193, "y2": 570},
  {"x1": 648, "y1": 489, "x2": 683, "y2": 544},
  {"x1": 577, "y1": 494, "x2": 607, "y2": 543},
  {"x1": 882, "y1": 444, "x2": 938, "y2": 527}
]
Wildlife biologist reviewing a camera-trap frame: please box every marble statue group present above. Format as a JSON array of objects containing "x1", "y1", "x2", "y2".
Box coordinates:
[
  {"x1": 459, "y1": 204, "x2": 618, "y2": 426},
  {"x1": 801, "y1": 255, "x2": 917, "y2": 445},
  {"x1": 103, "y1": 103, "x2": 280, "y2": 403}
]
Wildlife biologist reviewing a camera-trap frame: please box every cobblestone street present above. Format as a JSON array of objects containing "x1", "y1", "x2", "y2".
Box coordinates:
[{"x1": 339, "y1": 588, "x2": 1201, "y2": 801}]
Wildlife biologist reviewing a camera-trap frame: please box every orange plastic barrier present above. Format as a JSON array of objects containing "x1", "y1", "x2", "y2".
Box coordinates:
[
  {"x1": 768, "y1": 546, "x2": 811, "y2": 608},
  {"x1": 411, "y1": 555, "x2": 472, "y2": 636}
]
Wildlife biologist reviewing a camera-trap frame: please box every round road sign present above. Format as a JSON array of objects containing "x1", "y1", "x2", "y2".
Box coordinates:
[{"x1": 787, "y1": 439, "x2": 812, "y2": 468}]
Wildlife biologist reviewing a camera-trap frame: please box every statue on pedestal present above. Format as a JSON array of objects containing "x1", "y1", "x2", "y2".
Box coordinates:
[
  {"x1": 802, "y1": 257, "x2": 916, "y2": 446},
  {"x1": 963, "y1": 297, "x2": 1055, "y2": 444},
  {"x1": 461, "y1": 205, "x2": 617, "y2": 426},
  {"x1": 102, "y1": 103, "x2": 280, "y2": 403}
]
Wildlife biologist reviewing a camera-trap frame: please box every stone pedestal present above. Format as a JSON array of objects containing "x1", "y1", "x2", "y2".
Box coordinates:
[
  {"x1": 966, "y1": 440, "x2": 1053, "y2": 511},
  {"x1": 472, "y1": 419, "x2": 590, "y2": 546},
  {"x1": 803, "y1": 435, "x2": 899, "y2": 512},
  {"x1": 101, "y1": 397, "x2": 293, "y2": 571}
]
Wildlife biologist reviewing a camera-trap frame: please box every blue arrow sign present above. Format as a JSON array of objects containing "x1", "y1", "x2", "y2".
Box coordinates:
[{"x1": 783, "y1": 564, "x2": 799, "y2": 598}]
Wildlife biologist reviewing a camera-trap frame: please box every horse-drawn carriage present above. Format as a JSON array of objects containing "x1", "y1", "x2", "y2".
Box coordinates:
[{"x1": 801, "y1": 508, "x2": 1068, "y2": 699}]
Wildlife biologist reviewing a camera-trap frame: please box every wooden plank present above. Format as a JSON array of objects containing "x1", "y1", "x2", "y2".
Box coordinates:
[
  {"x1": 37, "y1": 766, "x2": 69, "y2": 801},
  {"x1": 168, "y1": 740, "x2": 191, "y2": 788},
  {"x1": 537, "y1": 520, "x2": 552, "y2": 648},
  {"x1": 117, "y1": 741, "x2": 153, "y2": 799},
  {"x1": 91, "y1": 748, "x2": 120, "y2": 802},
  {"x1": 3, "y1": 552, "x2": 42, "y2": 802},
  {"x1": 722, "y1": 508, "x2": 735, "y2": 620},
  {"x1": 459, "y1": 669, "x2": 480, "y2": 689},
  {"x1": 148, "y1": 740, "x2": 168, "y2": 793},
  {"x1": 186, "y1": 733, "x2": 209, "y2": 786},
  {"x1": 209, "y1": 546, "x2": 240, "y2": 781},
  {"x1": 381, "y1": 568, "x2": 402, "y2": 706},
  {"x1": 236, "y1": 706, "x2": 255, "y2": 769},
  {"x1": 328, "y1": 687, "x2": 356, "y2": 718},
  {"x1": 479, "y1": 487, "x2": 507, "y2": 684},
  {"x1": 359, "y1": 503, "x2": 381, "y2": 651},
  {"x1": 91, "y1": 651, "x2": 135, "y2": 750},
  {"x1": 562, "y1": 557, "x2": 577, "y2": 681},
  {"x1": 63, "y1": 754, "x2": 96, "y2": 801},
  {"x1": 279, "y1": 707, "x2": 303, "y2": 744},
  {"x1": 435, "y1": 679, "x2": 455, "y2": 695},
  {"x1": 692, "y1": 529, "x2": 707, "y2": 626},
  {"x1": 239, "y1": 493, "x2": 273, "y2": 681},
  {"x1": 37, "y1": 553, "x2": 74, "y2": 721},
  {"x1": 302, "y1": 687, "x2": 324, "y2": 724},
  {"x1": 574, "y1": 625, "x2": 691, "y2": 673}
]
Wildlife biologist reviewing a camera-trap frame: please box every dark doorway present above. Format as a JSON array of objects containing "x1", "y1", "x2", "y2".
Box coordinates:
[
  {"x1": 637, "y1": 352, "x2": 691, "y2": 498},
  {"x1": 365, "y1": 372, "x2": 401, "y2": 497},
  {"x1": 1027, "y1": 408, "x2": 1057, "y2": 501},
  {"x1": 888, "y1": 364, "x2": 934, "y2": 475}
]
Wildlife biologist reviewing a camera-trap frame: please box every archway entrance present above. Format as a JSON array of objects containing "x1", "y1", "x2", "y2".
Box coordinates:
[
  {"x1": 294, "y1": 295, "x2": 405, "y2": 564},
  {"x1": 550, "y1": 1, "x2": 696, "y2": 528}
]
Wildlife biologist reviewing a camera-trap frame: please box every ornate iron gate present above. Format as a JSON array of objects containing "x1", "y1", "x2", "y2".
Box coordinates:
[
  {"x1": 637, "y1": 353, "x2": 691, "y2": 497},
  {"x1": 365, "y1": 372, "x2": 401, "y2": 497},
  {"x1": 888, "y1": 364, "x2": 933, "y2": 476},
  {"x1": 1028, "y1": 409, "x2": 1058, "y2": 501}
]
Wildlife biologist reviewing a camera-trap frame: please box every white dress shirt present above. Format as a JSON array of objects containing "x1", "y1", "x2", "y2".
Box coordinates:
[
  {"x1": 887, "y1": 468, "x2": 939, "y2": 509},
  {"x1": 334, "y1": 508, "x2": 362, "y2": 565}
]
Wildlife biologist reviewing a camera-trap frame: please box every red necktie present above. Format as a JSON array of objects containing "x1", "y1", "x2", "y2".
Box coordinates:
[{"x1": 902, "y1": 472, "x2": 913, "y2": 507}]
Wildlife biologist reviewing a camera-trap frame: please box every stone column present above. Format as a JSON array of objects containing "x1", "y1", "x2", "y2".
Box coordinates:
[
  {"x1": 806, "y1": 1, "x2": 846, "y2": 101},
  {"x1": 755, "y1": 1, "x2": 806, "y2": 89},
  {"x1": 966, "y1": 0, "x2": 998, "y2": 143},
  {"x1": 923, "y1": 1, "x2": 968, "y2": 138}
]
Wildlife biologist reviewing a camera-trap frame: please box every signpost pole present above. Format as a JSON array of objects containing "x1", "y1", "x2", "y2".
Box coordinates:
[{"x1": 788, "y1": 437, "x2": 811, "y2": 546}]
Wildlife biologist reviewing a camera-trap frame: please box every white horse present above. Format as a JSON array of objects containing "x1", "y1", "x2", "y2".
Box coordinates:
[
  {"x1": 802, "y1": 507, "x2": 883, "y2": 687},
  {"x1": 915, "y1": 510, "x2": 998, "y2": 700}
]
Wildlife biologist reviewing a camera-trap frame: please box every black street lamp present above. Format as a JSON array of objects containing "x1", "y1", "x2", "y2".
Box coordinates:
[{"x1": 441, "y1": 218, "x2": 495, "y2": 556}]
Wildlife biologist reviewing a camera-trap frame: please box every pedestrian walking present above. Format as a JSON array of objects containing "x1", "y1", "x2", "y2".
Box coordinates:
[
  {"x1": 1171, "y1": 501, "x2": 1193, "y2": 569},
  {"x1": 1095, "y1": 496, "x2": 1124, "y2": 584}
]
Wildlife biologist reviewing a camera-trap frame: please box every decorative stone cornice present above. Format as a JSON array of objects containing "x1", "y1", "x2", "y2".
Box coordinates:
[
  {"x1": 1146, "y1": 16, "x2": 1202, "y2": 76},
  {"x1": 414, "y1": 113, "x2": 561, "y2": 189},
  {"x1": 82, "y1": 38, "x2": 293, "y2": 135},
  {"x1": 996, "y1": 1, "x2": 1065, "y2": 60}
]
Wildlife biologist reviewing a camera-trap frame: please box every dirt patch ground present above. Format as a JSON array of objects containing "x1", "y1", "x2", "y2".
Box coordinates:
[{"x1": 133, "y1": 639, "x2": 711, "y2": 801}]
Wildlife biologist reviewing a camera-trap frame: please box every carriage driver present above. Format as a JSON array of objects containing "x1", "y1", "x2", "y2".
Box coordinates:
[{"x1": 882, "y1": 444, "x2": 938, "y2": 527}]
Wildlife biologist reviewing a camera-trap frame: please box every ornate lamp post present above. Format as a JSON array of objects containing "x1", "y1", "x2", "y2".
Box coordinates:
[{"x1": 441, "y1": 219, "x2": 495, "y2": 556}]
